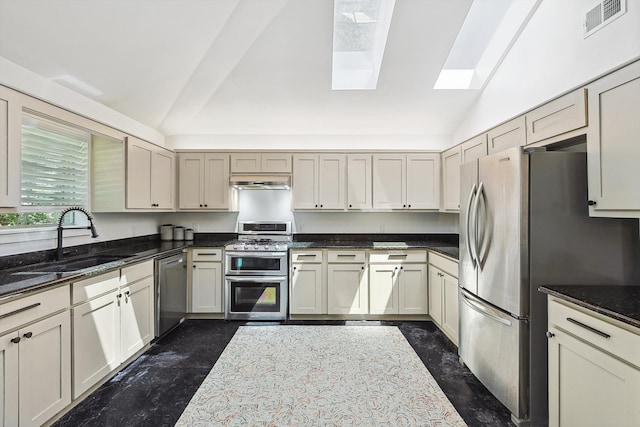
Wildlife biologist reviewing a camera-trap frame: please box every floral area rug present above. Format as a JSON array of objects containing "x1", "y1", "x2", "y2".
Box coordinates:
[{"x1": 176, "y1": 325, "x2": 466, "y2": 426}]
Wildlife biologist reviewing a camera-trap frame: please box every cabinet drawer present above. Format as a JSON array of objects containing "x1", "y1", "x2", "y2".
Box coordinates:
[
  {"x1": 72, "y1": 270, "x2": 120, "y2": 305},
  {"x1": 192, "y1": 248, "x2": 222, "y2": 262},
  {"x1": 291, "y1": 250, "x2": 323, "y2": 263},
  {"x1": 429, "y1": 252, "x2": 458, "y2": 278},
  {"x1": 0, "y1": 285, "x2": 70, "y2": 333},
  {"x1": 369, "y1": 250, "x2": 427, "y2": 264},
  {"x1": 327, "y1": 250, "x2": 366, "y2": 263},
  {"x1": 548, "y1": 298, "x2": 640, "y2": 367},
  {"x1": 121, "y1": 260, "x2": 154, "y2": 285}
]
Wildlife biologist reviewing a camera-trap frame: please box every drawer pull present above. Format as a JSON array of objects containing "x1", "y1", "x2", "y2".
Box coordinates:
[
  {"x1": 296, "y1": 255, "x2": 317, "y2": 258},
  {"x1": 388, "y1": 254, "x2": 408, "y2": 259},
  {"x1": 566, "y1": 317, "x2": 611, "y2": 339},
  {"x1": 0, "y1": 303, "x2": 41, "y2": 320},
  {"x1": 195, "y1": 253, "x2": 219, "y2": 256},
  {"x1": 337, "y1": 254, "x2": 356, "y2": 257}
]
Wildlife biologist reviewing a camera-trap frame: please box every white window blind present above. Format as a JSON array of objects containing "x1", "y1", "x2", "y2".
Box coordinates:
[{"x1": 21, "y1": 111, "x2": 90, "y2": 208}]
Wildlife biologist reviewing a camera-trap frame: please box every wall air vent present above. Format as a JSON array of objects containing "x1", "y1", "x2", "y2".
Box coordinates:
[{"x1": 584, "y1": 0, "x2": 626, "y2": 38}]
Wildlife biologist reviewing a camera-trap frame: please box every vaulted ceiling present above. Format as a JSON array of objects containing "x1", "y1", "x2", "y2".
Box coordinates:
[{"x1": 0, "y1": 0, "x2": 492, "y2": 139}]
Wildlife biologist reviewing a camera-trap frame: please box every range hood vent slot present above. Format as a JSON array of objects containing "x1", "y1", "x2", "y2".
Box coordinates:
[{"x1": 230, "y1": 174, "x2": 291, "y2": 190}]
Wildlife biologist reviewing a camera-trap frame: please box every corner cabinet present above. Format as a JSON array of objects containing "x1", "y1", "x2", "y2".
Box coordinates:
[
  {"x1": 586, "y1": 60, "x2": 640, "y2": 218},
  {"x1": 126, "y1": 136, "x2": 175, "y2": 210},
  {"x1": 373, "y1": 154, "x2": 440, "y2": 210},
  {"x1": 547, "y1": 298, "x2": 640, "y2": 427},
  {"x1": 292, "y1": 154, "x2": 346, "y2": 210}
]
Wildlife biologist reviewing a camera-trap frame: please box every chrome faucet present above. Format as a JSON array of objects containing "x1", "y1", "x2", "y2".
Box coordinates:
[{"x1": 57, "y1": 207, "x2": 99, "y2": 260}]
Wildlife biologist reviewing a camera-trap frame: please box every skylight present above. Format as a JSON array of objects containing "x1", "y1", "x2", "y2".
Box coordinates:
[
  {"x1": 434, "y1": 0, "x2": 541, "y2": 90},
  {"x1": 332, "y1": 0, "x2": 396, "y2": 90}
]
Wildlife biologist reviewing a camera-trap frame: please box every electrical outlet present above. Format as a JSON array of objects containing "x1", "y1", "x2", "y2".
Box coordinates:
[
  {"x1": 379, "y1": 224, "x2": 385, "y2": 232},
  {"x1": 192, "y1": 223, "x2": 199, "y2": 232}
]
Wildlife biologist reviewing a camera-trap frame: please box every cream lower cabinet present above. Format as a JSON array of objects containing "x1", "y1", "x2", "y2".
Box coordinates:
[
  {"x1": 0, "y1": 285, "x2": 71, "y2": 427},
  {"x1": 190, "y1": 249, "x2": 223, "y2": 313},
  {"x1": 327, "y1": 250, "x2": 368, "y2": 314},
  {"x1": 428, "y1": 252, "x2": 458, "y2": 345},
  {"x1": 290, "y1": 250, "x2": 325, "y2": 315},
  {"x1": 547, "y1": 298, "x2": 640, "y2": 427},
  {"x1": 369, "y1": 250, "x2": 428, "y2": 315},
  {"x1": 72, "y1": 261, "x2": 154, "y2": 400}
]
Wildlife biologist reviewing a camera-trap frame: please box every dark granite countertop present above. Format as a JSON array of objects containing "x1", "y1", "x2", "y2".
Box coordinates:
[{"x1": 539, "y1": 285, "x2": 640, "y2": 329}]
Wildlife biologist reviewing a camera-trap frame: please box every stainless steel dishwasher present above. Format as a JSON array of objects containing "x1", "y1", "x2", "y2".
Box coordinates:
[{"x1": 155, "y1": 251, "x2": 187, "y2": 337}]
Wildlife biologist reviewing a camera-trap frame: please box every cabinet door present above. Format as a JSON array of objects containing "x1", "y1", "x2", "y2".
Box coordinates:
[
  {"x1": 191, "y1": 262, "x2": 222, "y2": 313},
  {"x1": 178, "y1": 153, "x2": 205, "y2": 209},
  {"x1": 441, "y1": 272, "x2": 459, "y2": 345},
  {"x1": 428, "y1": 267, "x2": 443, "y2": 324},
  {"x1": 369, "y1": 264, "x2": 399, "y2": 315},
  {"x1": 526, "y1": 88, "x2": 586, "y2": 144},
  {"x1": 347, "y1": 154, "x2": 372, "y2": 209},
  {"x1": 203, "y1": 154, "x2": 230, "y2": 209},
  {"x1": 548, "y1": 326, "x2": 640, "y2": 427},
  {"x1": 0, "y1": 332, "x2": 19, "y2": 427},
  {"x1": 290, "y1": 263, "x2": 324, "y2": 314},
  {"x1": 120, "y1": 277, "x2": 154, "y2": 361},
  {"x1": 441, "y1": 147, "x2": 461, "y2": 212},
  {"x1": 262, "y1": 153, "x2": 292, "y2": 173},
  {"x1": 487, "y1": 116, "x2": 526, "y2": 155},
  {"x1": 292, "y1": 155, "x2": 318, "y2": 209},
  {"x1": 0, "y1": 88, "x2": 20, "y2": 208},
  {"x1": 19, "y1": 311, "x2": 71, "y2": 427},
  {"x1": 230, "y1": 153, "x2": 261, "y2": 173},
  {"x1": 586, "y1": 61, "x2": 640, "y2": 217},
  {"x1": 125, "y1": 137, "x2": 153, "y2": 208},
  {"x1": 406, "y1": 154, "x2": 440, "y2": 210},
  {"x1": 72, "y1": 292, "x2": 120, "y2": 398},
  {"x1": 151, "y1": 148, "x2": 175, "y2": 209},
  {"x1": 327, "y1": 264, "x2": 368, "y2": 314},
  {"x1": 398, "y1": 264, "x2": 428, "y2": 314},
  {"x1": 461, "y1": 134, "x2": 487, "y2": 164},
  {"x1": 373, "y1": 154, "x2": 405, "y2": 209},
  {"x1": 318, "y1": 154, "x2": 346, "y2": 209}
]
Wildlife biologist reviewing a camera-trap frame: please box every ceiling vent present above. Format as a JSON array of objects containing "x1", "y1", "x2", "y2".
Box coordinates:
[{"x1": 584, "y1": 0, "x2": 626, "y2": 38}]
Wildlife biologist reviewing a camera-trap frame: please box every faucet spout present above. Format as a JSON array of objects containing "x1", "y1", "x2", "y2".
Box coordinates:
[{"x1": 57, "y1": 207, "x2": 99, "y2": 260}]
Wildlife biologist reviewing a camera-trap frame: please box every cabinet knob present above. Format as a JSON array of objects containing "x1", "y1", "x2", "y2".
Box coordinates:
[
  {"x1": 320, "y1": 205, "x2": 323, "y2": 208},
  {"x1": 10, "y1": 337, "x2": 20, "y2": 344},
  {"x1": 546, "y1": 331, "x2": 555, "y2": 339},
  {"x1": 400, "y1": 266, "x2": 403, "y2": 270},
  {"x1": 193, "y1": 265, "x2": 196, "y2": 269},
  {"x1": 408, "y1": 205, "x2": 411, "y2": 208},
  {"x1": 23, "y1": 332, "x2": 33, "y2": 339},
  {"x1": 361, "y1": 265, "x2": 365, "y2": 270},
  {"x1": 200, "y1": 204, "x2": 203, "y2": 207},
  {"x1": 204, "y1": 204, "x2": 208, "y2": 207},
  {"x1": 587, "y1": 200, "x2": 597, "y2": 206},
  {"x1": 349, "y1": 204, "x2": 352, "y2": 208},
  {"x1": 315, "y1": 204, "x2": 318, "y2": 208}
]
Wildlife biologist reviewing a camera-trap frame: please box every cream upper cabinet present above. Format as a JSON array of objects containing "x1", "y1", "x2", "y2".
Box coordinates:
[
  {"x1": 525, "y1": 88, "x2": 587, "y2": 144},
  {"x1": 441, "y1": 146, "x2": 461, "y2": 212},
  {"x1": 126, "y1": 136, "x2": 175, "y2": 210},
  {"x1": 547, "y1": 298, "x2": 640, "y2": 427},
  {"x1": 292, "y1": 154, "x2": 346, "y2": 210},
  {"x1": 230, "y1": 153, "x2": 291, "y2": 173},
  {"x1": 290, "y1": 250, "x2": 325, "y2": 315},
  {"x1": 586, "y1": 60, "x2": 640, "y2": 218},
  {"x1": 347, "y1": 154, "x2": 372, "y2": 209},
  {"x1": 461, "y1": 134, "x2": 488, "y2": 164},
  {"x1": 373, "y1": 154, "x2": 440, "y2": 210},
  {"x1": 178, "y1": 153, "x2": 231, "y2": 210},
  {"x1": 487, "y1": 116, "x2": 526, "y2": 155},
  {"x1": 0, "y1": 86, "x2": 20, "y2": 208}
]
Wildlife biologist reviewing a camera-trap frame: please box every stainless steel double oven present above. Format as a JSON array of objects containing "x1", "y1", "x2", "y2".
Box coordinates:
[{"x1": 224, "y1": 222, "x2": 291, "y2": 320}]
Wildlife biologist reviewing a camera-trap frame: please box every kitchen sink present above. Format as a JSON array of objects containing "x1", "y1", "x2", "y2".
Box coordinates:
[{"x1": 17, "y1": 255, "x2": 130, "y2": 274}]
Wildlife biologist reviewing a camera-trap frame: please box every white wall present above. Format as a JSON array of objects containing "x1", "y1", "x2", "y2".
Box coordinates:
[
  {"x1": 161, "y1": 190, "x2": 458, "y2": 234},
  {"x1": 454, "y1": 0, "x2": 640, "y2": 143},
  {"x1": 0, "y1": 57, "x2": 164, "y2": 146},
  {"x1": 167, "y1": 134, "x2": 452, "y2": 151}
]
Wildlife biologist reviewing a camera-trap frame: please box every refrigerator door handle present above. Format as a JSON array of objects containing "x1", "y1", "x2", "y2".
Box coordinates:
[
  {"x1": 461, "y1": 291, "x2": 512, "y2": 327},
  {"x1": 473, "y1": 181, "x2": 485, "y2": 270},
  {"x1": 465, "y1": 183, "x2": 478, "y2": 268}
]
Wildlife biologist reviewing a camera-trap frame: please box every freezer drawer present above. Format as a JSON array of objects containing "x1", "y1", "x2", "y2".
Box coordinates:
[{"x1": 459, "y1": 288, "x2": 529, "y2": 422}]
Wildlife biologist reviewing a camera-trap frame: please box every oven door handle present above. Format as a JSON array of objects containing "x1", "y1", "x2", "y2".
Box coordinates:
[{"x1": 226, "y1": 276, "x2": 287, "y2": 283}]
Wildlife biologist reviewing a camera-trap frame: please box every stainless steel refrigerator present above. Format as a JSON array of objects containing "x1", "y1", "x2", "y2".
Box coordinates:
[{"x1": 458, "y1": 146, "x2": 640, "y2": 426}]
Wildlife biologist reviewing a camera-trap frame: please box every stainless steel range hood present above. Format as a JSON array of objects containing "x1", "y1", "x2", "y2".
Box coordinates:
[{"x1": 229, "y1": 174, "x2": 291, "y2": 190}]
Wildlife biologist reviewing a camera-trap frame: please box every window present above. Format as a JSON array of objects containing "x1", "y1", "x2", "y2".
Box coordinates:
[{"x1": 0, "y1": 110, "x2": 90, "y2": 228}]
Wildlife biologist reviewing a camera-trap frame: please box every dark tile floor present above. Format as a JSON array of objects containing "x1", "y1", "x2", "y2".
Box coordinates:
[{"x1": 53, "y1": 320, "x2": 513, "y2": 427}]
